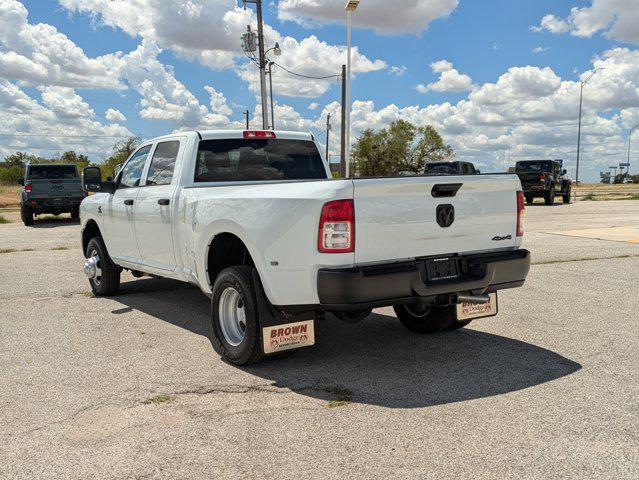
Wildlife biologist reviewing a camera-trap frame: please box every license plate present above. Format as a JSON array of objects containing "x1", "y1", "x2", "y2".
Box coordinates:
[
  {"x1": 425, "y1": 257, "x2": 459, "y2": 282},
  {"x1": 51, "y1": 185, "x2": 63, "y2": 191},
  {"x1": 456, "y1": 293, "x2": 498, "y2": 321},
  {"x1": 262, "y1": 320, "x2": 315, "y2": 354}
]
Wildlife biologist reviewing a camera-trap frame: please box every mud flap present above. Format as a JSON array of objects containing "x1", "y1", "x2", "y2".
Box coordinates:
[{"x1": 251, "y1": 270, "x2": 316, "y2": 355}]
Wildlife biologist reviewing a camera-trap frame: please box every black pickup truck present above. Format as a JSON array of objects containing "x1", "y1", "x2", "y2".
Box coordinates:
[
  {"x1": 424, "y1": 161, "x2": 479, "y2": 175},
  {"x1": 18, "y1": 164, "x2": 86, "y2": 226},
  {"x1": 515, "y1": 160, "x2": 572, "y2": 205}
]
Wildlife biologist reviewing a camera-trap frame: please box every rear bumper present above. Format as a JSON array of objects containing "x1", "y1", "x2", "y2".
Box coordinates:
[
  {"x1": 24, "y1": 197, "x2": 84, "y2": 211},
  {"x1": 522, "y1": 186, "x2": 547, "y2": 195},
  {"x1": 317, "y1": 249, "x2": 531, "y2": 310}
]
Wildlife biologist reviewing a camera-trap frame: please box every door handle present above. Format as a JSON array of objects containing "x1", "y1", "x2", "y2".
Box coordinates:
[
  {"x1": 124, "y1": 199, "x2": 134, "y2": 206},
  {"x1": 158, "y1": 199, "x2": 170, "y2": 206}
]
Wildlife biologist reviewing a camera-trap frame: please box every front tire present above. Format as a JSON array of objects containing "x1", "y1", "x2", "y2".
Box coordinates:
[
  {"x1": 544, "y1": 188, "x2": 555, "y2": 205},
  {"x1": 393, "y1": 303, "x2": 458, "y2": 334},
  {"x1": 85, "y1": 237, "x2": 120, "y2": 296},
  {"x1": 211, "y1": 266, "x2": 264, "y2": 366},
  {"x1": 563, "y1": 188, "x2": 572, "y2": 204},
  {"x1": 21, "y1": 204, "x2": 34, "y2": 226}
]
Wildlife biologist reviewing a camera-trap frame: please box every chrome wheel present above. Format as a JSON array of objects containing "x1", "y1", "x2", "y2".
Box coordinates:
[
  {"x1": 88, "y1": 248, "x2": 102, "y2": 288},
  {"x1": 218, "y1": 287, "x2": 247, "y2": 347}
]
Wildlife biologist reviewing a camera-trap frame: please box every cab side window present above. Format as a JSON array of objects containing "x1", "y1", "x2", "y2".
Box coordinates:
[
  {"x1": 146, "y1": 141, "x2": 180, "y2": 186},
  {"x1": 118, "y1": 145, "x2": 152, "y2": 189}
]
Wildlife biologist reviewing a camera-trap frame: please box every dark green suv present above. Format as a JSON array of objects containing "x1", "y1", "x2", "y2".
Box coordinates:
[
  {"x1": 515, "y1": 160, "x2": 572, "y2": 206},
  {"x1": 18, "y1": 164, "x2": 86, "y2": 226}
]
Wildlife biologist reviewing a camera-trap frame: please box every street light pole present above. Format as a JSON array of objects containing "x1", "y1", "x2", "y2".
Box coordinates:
[
  {"x1": 628, "y1": 123, "x2": 639, "y2": 176},
  {"x1": 345, "y1": 1, "x2": 359, "y2": 178},
  {"x1": 575, "y1": 69, "x2": 602, "y2": 184}
]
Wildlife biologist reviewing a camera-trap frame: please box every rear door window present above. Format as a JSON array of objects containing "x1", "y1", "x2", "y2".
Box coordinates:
[
  {"x1": 194, "y1": 139, "x2": 326, "y2": 182},
  {"x1": 28, "y1": 165, "x2": 78, "y2": 180},
  {"x1": 119, "y1": 145, "x2": 152, "y2": 189},
  {"x1": 146, "y1": 141, "x2": 180, "y2": 186}
]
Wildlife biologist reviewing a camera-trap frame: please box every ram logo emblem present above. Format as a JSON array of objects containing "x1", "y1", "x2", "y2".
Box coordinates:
[{"x1": 436, "y1": 204, "x2": 455, "y2": 228}]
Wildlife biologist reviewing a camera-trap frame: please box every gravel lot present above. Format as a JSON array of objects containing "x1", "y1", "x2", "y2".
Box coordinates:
[{"x1": 1, "y1": 201, "x2": 638, "y2": 479}]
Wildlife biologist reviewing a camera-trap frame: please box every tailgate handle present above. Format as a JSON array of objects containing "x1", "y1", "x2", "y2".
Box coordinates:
[{"x1": 432, "y1": 183, "x2": 463, "y2": 198}]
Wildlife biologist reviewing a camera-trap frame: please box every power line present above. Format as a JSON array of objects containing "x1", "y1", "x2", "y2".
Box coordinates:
[{"x1": 271, "y1": 62, "x2": 341, "y2": 81}]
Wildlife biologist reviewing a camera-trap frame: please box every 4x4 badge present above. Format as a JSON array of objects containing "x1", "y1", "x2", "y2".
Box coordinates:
[{"x1": 492, "y1": 235, "x2": 512, "y2": 241}]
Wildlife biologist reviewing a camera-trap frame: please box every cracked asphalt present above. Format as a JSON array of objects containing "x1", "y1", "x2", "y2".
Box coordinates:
[{"x1": 1, "y1": 201, "x2": 638, "y2": 479}]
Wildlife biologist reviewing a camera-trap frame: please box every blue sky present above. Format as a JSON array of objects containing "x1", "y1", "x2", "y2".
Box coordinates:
[{"x1": 1, "y1": 0, "x2": 638, "y2": 181}]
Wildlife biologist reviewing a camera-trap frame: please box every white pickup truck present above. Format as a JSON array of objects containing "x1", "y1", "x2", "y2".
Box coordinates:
[{"x1": 80, "y1": 130, "x2": 530, "y2": 365}]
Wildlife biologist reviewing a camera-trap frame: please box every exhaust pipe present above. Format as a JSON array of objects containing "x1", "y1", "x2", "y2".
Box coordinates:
[{"x1": 455, "y1": 294, "x2": 490, "y2": 305}]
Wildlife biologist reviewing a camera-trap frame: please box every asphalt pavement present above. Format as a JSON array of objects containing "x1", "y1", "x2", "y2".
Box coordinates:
[{"x1": 1, "y1": 201, "x2": 638, "y2": 479}]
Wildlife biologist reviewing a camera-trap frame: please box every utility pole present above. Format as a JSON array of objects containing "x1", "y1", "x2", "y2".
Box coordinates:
[
  {"x1": 325, "y1": 114, "x2": 331, "y2": 163},
  {"x1": 575, "y1": 68, "x2": 602, "y2": 184},
  {"x1": 268, "y1": 61, "x2": 275, "y2": 130},
  {"x1": 340, "y1": 65, "x2": 346, "y2": 177},
  {"x1": 243, "y1": 1, "x2": 269, "y2": 129},
  {"x1": 244, "y1": 110, "x2": 250, "y2": 130}
]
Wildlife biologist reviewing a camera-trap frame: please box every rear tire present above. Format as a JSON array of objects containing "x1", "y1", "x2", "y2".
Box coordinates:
[
  {"x1": 544, "y1": 188, "x2": 555, "y2": 205},
  {"x1": 563, "y1": 188, "x2": 572, "y2": 204},
  {"x1": 71, "y1": 207, "x2": 80, "y2": 220},
  {"x1": 21, "y1": 204, "x2": 34, "y2": 226},
  {"x1": 85, "y1": 237, "x2": 120, "y2": 296},
  {"x1": 211, "y1": 266, "x2": 264, "y2": 366},
  {"x1": 525, "y1": 195, "x2": 534, "y2": 205},
  {"x1": 393, "y1": 303, "x2": 456, "y2": 334}
]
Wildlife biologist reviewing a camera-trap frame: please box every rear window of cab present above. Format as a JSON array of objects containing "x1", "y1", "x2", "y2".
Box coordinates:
[
  {"x1": 195, "y1": 139, "x2": 327, "y2": 182},
  {"x1": 27, "y1": 165, "x2": 78, "y2": 180}
]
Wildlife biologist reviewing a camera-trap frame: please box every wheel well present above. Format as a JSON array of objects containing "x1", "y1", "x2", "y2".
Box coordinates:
[
  {"x1": 82, "y1": 220, "x2": 101, "y2": 254},
  {"x1": 207, "y1": 233, "x2": 255, "y2": 288}
]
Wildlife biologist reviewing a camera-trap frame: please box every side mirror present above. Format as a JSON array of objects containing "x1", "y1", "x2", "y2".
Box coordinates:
[
  {"x1": 82, "y1": 167, "x2": 116, "y2": 194},
  {"x1": 562, "y1": 169, "x2": 567, "y2": 175},
  {"x1": 476, "y1": 170, "x2": 481, "y2": 174},
  {"x1": 18, "y1": 178, "x2": 24, "y2": 186}
]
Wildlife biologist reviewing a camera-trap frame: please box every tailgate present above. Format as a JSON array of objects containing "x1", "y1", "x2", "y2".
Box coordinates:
[
  {"x1": 353, "y1": 175, "x2": 520, "y2": 264},
  {"x1": 29, "y1": 179, "x2": 83, "y2": 198},
  {"x1": 517, "y1": 172, "x2": 544, "y2": 187}
]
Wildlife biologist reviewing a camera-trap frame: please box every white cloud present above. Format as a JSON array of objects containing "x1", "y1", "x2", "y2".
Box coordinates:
[
  {"x1": 278, "y1": 0, "x2": 459, "y2": 35},
  {"x1": 105, "y1": 108, "x2": 127, "y2": 123},
  {"x1": 308, "y1": 102, "x2": 319, "y2": 111},
  {"x1": 417, "y1": 60, "x2": 473, "y2": 93},
  {"x1": 58, "y1": 0, "x2": 386, "y2": 99},
  {"x1": 531, "y1": 14, "x2": 570, "y2": 34},
  {"x1": 59, "y1": 0, "x2": 246, "y2": 70},
  {"x1": 306, "y1": 47, "x2": 639, "y2": 180},
  {"x1": 0, "y1": 79, "x2": 132, "y2": 161},
  {"x1": 532, "y1": 47, "x2": 549, "y2": 54},
  {"x1": 0, "y1": 0, "x2": 123, "y2": 89},
  {"x1": 533, "y1": 1, "x2": 639, "y2": 44},
  {"x1": 389, "y1": 65, "x2": 407, "y2": 77}
]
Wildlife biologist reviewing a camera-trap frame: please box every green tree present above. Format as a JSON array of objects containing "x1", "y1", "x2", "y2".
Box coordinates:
[
  {"x1": 102, "y1": 136, "x2": 141, "y2": 179},
  {"x1": 351, "y1": 120, "x2": 453, "y2": 177},
  {"x1": 59, "y1": 151, "x2": 91, "y2": 171}
]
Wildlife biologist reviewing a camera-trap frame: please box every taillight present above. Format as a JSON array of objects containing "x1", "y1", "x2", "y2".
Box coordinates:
[
  {"x1": 318, "y1": 200, "x2": 355, "y2": 253},
  {"x1": 539, "y1": 174, "x2": 546, "y2": 182},
  {"x1": 517, "y1": 191, "x2": 525, "y2": 237},
  {"x1": 243, "y1": 131, "x2": 276, "y2": 139},
  {"x1": 24, "y1": 184, "x2": 32, "y2": 193}
]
